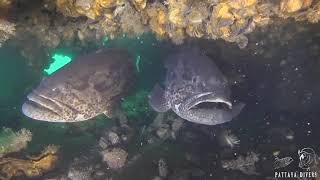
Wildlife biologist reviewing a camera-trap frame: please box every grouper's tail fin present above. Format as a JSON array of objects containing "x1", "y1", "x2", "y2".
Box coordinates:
[{"x1": 148, "y1": 84, "x2": 171, "y2": 112}]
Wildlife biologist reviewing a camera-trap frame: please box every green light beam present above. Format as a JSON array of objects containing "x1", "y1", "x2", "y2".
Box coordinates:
[{"x1": 44, "y1": 54, "x2": 72, "y2": 75}]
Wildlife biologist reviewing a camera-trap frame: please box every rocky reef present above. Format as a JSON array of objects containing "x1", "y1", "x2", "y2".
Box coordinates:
[
  {"x1": 0, "y1": 2, "x2": 319, "y2": 180},
  {"x1": 101, "y1": 147, "x2": 128, "y2": 169},
  {"x1": 0, "y1": 0, "x2": 319, "y2": 51},
  {"x1": 0, "y1": 128, "x2": 60, "y2": 179},
  {"x1": 0, "y1": 145, "x2": 59, "y2": 179}
]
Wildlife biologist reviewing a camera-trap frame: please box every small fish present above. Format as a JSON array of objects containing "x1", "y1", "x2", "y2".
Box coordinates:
[
  {"x1": 219, "y1": 130, "x2": 240, "y2": 148},
  {"x1": 22, "y1": 48, "x2": 134, "y2": 122},
  {"x1": 273, "y1": 156, "x2": 294, "y2": 170},
  {"x1": 149, "y1": 49, "x2": 244, "y2": 125}
]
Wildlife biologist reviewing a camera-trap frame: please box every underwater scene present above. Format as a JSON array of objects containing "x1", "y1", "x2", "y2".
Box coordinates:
[{"x1": 1, "y1": 0, "x2": 320, "y2": 179}]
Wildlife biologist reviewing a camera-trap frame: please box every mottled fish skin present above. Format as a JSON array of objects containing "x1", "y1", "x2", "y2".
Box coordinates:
[
  {"x1": 149, "y1": 49, "x2": 244, "y2": 125},
  {"x1": 22, "y1": 48, "x2": 134, "y2": 122}
]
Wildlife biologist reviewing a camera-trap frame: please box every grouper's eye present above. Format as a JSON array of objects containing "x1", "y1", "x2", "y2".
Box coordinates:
[
  {"x1": 191, "y1": 102, "x2": 229, "y2": 110},
  {"x1": 71, "y1": 80, "x2": 88, "y2": 90}
]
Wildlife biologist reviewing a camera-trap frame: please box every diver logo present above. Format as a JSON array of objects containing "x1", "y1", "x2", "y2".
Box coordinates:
[
  {"x1": 273, "y1": 156, "x2": 294, "y2": 170},
  {"x1": 298, "y1": 147, "x2": 316, "y2": 170},
  {"x1": 274, "y1": 147, "x2": 318, "y2": 178}
]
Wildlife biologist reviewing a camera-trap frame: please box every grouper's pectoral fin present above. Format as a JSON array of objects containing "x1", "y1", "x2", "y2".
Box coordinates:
[
  {"x1": 103, "y1": 111, "x2": 113, "y2": 118},
  {"x1": 148, "y1": 84, "x2": 170, "y2": 112},
  {"x1": 231, "y1": 102, "x2": 245, "y2": 118},
  {"x1": 103, "y1": 102, "x2": 121, "y2": 118},
  {"x1": 104, "y1": 108, "x2": 128, "y2": 124}
]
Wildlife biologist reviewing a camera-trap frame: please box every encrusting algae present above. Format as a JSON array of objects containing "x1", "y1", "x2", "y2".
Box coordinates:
[
  {"x1": 56, "y1": 0, "x2": 118, "y2": 19},
  {"x1": 0, "y1": 0, "x2": 11, "y2": 7},
  {"x1": 132, "y1": 0, "x2": 147, "y2": 11},
  {"x1": 146, "y1": 3, "x2": 167, "y2": 38},
  {"x1": 0, "y1": 145, "x2": 59, "y2": 179},
  {"x1": 278, "y1": 0, "x2": 320, "y2": 23},
  {"x1": 1, "y1": 0, "x2": 320, "y2": 49},
  {"x1": 0, "y1": 0, "x2": 12, "y2": 17},
  {"x1": 280, "y1": 0, "x2": 313, "y2": 13}
]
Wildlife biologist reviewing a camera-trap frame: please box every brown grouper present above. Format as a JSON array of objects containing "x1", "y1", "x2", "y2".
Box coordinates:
[
  {"x1": 22, "y1": 48, "x2": 134, "y2": 122},
  {"x1": 149, "y1": 49, "x2": 245, "y2": 125}
]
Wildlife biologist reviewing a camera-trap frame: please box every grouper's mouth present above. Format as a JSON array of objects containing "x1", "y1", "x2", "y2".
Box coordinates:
[
  {"x1": 190, "y1": 101, "x2": 230, "y2": 110},
  {"x1": 22, "y1": 92, "x2": 64, "y2": 122},
  {"x1": 174, "y1": 92, "x2": 244, "y2": 126},
  {"x1": 181, "y1": 92, "x2": 232, "y2": 112}
]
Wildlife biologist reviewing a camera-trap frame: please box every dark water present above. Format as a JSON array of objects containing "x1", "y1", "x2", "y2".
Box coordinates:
[{"x1": 0, "y1": 20, "x2": 320, "y2": 179}]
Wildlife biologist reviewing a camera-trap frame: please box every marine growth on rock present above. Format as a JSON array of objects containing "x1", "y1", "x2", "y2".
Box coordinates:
[
  {"x1": 1, "y1": 0, "x2": 320, "y2": 49},
  {"x1": 0, "y1": 145, "x2": 59, "y2": 179}
]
